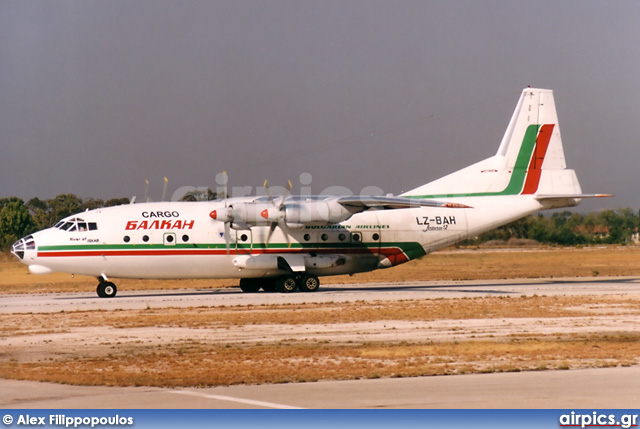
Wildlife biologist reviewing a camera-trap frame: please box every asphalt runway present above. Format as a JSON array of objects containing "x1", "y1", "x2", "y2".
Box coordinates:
[
  {"x1": 1, "y1": 277, "x2": 639, "y2": 408},
  {"x1": 2, "y1": 277, "x2": 640, "y2": 314}
]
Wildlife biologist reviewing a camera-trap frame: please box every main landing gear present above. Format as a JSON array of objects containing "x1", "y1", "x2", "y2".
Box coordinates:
[
  {"x1": 239, "y1": 274, "x2": 320, "y2": 294},
  {"x1": 96, "y1": 279, "x2": 117, "y2": 298}
]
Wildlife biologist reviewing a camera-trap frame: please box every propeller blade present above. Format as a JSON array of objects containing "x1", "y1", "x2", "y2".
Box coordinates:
[
  {"x1": 279, "y1": 219, "x2": 291, "y2": 248},
  {"x1": 264, "y1": 221, "x2": 278, "y2": 248},
  {"x1": 224, "y1": 222, "x2": 231, "y2": 255},
  {"x1": 144, "y1": 179, "x2": 150, "y2": 203},
  {"x1": 216, "y1": 171, "x2": 229, "y2": 201},
  {"x1": 262, "y1": 179, "x2": 293, "y2": 248},
  {"x1": 161, "y1": 177, "x2": 169, "y2": 201},
  {"x1": 263, "y1": 179, "x2": 277, "y2": 206},
  {"x1": 277, "y1": 179, "x2": 293, "y2": 210}
]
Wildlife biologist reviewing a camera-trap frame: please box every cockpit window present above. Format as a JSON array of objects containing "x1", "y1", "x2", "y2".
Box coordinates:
[{"x1": 55, "y1": 218, "x2": 98, "y2": 232}]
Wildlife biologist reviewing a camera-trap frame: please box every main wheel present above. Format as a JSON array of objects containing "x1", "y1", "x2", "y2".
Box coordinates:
[
  {"x1": 299, "y1": 274, "x2": 320, "y2": 292},
  {"x1": 276, "y1": 275, "x2": 298, "y2": 293},
  {"x1": 97, "y1": 281, "x2": 117, "y2": 298},
  {"x1": 261, "y1": 278, "x2": 277, "y2": 292},
  {"x1": 239, "y1": 278, "x2": 261, "y2": 293}
]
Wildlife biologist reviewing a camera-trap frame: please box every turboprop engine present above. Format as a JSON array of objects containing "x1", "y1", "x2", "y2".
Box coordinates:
[{"x1": 209, "y1": 197, "x2": 356, "y2": 230}]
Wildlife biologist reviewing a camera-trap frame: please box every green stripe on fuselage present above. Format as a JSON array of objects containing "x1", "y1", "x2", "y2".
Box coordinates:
[{"x1": 38, "y1": 240, "x2": 427, "y2": 260}]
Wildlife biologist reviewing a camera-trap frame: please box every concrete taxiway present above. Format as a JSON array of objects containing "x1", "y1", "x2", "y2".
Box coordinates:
[
  {"x1": 1, "y1": 277, "x2": 639, "y2": 409},
  {"x1": 2, "y1": 277, "x2": 640, "y2": 313},
  {"x1": 1, "y1": 366, "x2": 639, "y2": 409}
]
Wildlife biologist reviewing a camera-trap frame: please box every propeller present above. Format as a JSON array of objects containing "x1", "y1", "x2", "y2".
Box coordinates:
[
  {"x1": 212, "y1": 171, "x2": 232, "y2": 254},
  {"x1": 264, "y1": 179, "x2": 293, "y2": 248},
  {"x1": 209, "y1": 174, "x2": 295, "y2": 253}
]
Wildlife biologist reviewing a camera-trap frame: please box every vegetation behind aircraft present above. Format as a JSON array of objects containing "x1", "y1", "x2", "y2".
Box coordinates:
[{"x1": 0, "y1": 193, "x2": 638, "y2": 251}]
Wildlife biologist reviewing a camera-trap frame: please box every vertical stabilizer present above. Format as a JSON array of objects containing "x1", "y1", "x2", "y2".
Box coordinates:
[{"x1": 402, "y1": 87, "x2": 581, "y2": 199}]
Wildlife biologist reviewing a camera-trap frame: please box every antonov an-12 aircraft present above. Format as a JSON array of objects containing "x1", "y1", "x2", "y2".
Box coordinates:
[{"x1": 12, "y1": 88, "x2": 609, "y2": 297}]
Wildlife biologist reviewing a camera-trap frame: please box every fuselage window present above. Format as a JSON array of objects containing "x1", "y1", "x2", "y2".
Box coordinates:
[
  {"x1": 321, "y1": 233, "x2": 328, "y2": 241},
  {"x1": 372, "y1": 233, "x2": 380, "y2": 241},
  {"x1": 338, "y1": 233, "x2": 346, "y2": 241},
  {"x1": 123, "y1": 236, "x2": 130, "y2": 243},
  {"x1": 142, "y1": 235, "x2": 149, "y2": 242},
  {"x1": 303, "y1": 234, "x2": 311, "y2": 241},
  {"x1": 182, "y1": 234, "x2": 189, "y2": 242}
]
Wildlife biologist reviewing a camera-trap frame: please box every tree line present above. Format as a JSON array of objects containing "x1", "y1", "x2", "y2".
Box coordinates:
[
  {"x1": 0, "y1": 194, "x2": 129, "y2": 250},
  {"x1": 1, "y1": 193, "x2": 638, "y2": 250},
  {"x1": 463, "y1": 209, "x2": 639, "y2": 246}
]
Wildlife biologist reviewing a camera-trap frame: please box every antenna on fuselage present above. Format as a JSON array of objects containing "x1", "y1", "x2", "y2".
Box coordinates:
[
  {"x1": 144, "y1": 179, "x2": 150, "y2": 202},
  {"x1": 161, "y1": 177, "x2": 169, "y2": 201}
]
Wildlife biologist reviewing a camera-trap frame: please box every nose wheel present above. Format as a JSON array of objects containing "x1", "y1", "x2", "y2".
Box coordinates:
[{"x1": 97, "y1": 281, "x2": 117, "y2": 298}]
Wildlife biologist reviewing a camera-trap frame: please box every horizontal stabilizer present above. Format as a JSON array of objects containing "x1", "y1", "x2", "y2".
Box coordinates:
[{"x1": 535, "y1": 194, "x2": 613, "y2": 201}]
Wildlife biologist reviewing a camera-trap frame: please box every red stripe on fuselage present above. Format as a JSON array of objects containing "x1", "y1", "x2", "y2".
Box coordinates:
[
  {"x1": 521, "y1": 124, "x2": 554, "y2": 194},
  {"x1": 37, "y1": 246, "x2": 410, "y2": 262}
]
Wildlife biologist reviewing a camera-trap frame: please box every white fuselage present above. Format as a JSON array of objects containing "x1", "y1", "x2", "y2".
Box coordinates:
[
  {"x1": 15, "y1": 195, "x2": 552, "y2": 281},
  {"x1": 12, "y1": 88, "x2": 594, "y2": 291}
]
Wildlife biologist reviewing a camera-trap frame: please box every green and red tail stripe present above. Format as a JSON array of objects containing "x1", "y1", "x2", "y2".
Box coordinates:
[
  {"x1": 521, "y1": 124, "x2": 554, "y2": 194},
  {"x1": 408, "y1": 123, "x2": 555, "y2": 199}
]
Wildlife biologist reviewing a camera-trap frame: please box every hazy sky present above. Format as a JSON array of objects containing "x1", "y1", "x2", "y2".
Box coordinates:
[{"x1": 1, "y1": 1, "x2": 638, "y2": 211}]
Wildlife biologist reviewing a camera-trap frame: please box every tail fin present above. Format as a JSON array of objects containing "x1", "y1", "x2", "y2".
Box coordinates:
[{"x1": 402, "y1": 88, "x2": 583, "y2": 199}]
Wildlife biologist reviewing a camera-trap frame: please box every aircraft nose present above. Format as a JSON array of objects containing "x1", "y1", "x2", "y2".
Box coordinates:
[{"x1": 11, "y1": 235, "x2": 35, "y2": 261}]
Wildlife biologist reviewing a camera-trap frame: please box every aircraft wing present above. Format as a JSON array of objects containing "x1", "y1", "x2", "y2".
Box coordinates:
[{"x1": 336, "y1": 195, "x2": 472, "y2": 212}]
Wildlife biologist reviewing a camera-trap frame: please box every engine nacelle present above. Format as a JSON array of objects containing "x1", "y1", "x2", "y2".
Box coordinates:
[
  {"x1": 210, "y1": 203, "x2": 284, "y2": 228},
  {"x1": 284, "y1": 199, "x2": 353, "y2": 226},
  {"x1": 210, "y1": 198, "x2": 355, "y2": 229},
  {"x1": 232, "y1": 202, "x2": 284, "y2": 226}
]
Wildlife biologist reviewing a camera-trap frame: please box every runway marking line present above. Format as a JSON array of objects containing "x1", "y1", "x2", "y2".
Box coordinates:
[{"x1": 168, "y1": 389, "x2": 305, "y2": 409}]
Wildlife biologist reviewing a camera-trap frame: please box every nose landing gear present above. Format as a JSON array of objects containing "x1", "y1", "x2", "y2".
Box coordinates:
[{"x1": 97, "y1": 280, "x2": 117, "y2": 298}]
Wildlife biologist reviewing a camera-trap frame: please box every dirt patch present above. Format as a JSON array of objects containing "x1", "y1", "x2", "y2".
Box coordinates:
[{"x1": 1, "y1": 295, "x2": 639, "y2": 387}]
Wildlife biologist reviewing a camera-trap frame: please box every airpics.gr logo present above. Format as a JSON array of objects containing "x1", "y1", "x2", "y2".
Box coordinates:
[{"x1": 559, "y1": 411, "x2": 638, "y2": 428}]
